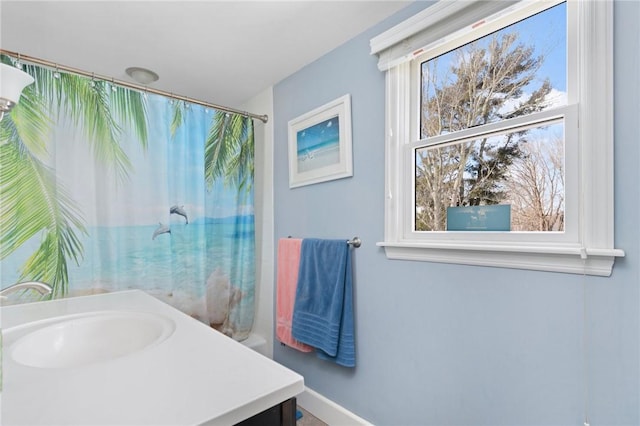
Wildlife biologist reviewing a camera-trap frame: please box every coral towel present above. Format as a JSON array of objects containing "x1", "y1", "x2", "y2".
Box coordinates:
[
  {"x1": 292, "y1": 238, "x2": 355, "y2": 367},
  {"x1": 276, "y1": 238, "x2": 313, "y2": 352}
]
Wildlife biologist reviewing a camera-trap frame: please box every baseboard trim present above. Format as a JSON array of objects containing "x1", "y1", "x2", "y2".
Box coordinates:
[{"x1": 297, "y1": 387, "x2": 373, "y2": 426}]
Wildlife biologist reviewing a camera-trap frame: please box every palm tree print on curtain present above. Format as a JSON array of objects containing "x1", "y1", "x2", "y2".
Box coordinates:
[{"x1": 0, "y1": 57, "x2": 255, "y2": 341}]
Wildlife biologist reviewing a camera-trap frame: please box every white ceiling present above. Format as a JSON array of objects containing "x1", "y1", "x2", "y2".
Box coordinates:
[{"x1": 0, "y1": 1, "x2": 410, "y2": 109}]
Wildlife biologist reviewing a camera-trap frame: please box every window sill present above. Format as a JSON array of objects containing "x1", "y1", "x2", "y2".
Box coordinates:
[{"x1": 376, "y1": 241, "x2": 625, "y2": 276}]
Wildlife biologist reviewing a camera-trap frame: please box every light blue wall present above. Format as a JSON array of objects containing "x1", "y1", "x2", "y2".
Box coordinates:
[{"x1": 273, "y1": 2, "x2": 639, "y2": 424}]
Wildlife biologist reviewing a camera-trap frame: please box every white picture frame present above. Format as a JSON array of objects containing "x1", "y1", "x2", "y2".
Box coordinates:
[{"x1": 287, "y1": 94, "x2": 353, "y2": 188}]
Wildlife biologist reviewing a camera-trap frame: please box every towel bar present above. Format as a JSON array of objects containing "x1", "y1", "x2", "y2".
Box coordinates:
[
  {"x1": 287, "y1": 236, "x2": 361, "y2": 248},
  {"x1": 347, "y1": 237, "x2": 361, "y2": 248}
]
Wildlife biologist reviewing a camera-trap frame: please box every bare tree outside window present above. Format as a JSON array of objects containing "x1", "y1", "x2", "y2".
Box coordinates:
[{"x1": 504, "y1": 130, "x2": 565, "y2": 231}]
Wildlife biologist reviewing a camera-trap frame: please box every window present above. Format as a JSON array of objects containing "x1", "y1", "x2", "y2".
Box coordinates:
[{"x1": 370, "y1": 0, "x2": 624, "y2": 276}]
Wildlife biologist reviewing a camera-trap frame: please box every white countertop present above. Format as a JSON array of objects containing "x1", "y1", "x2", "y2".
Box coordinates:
[{"x1": 1, "y1": 290, "x2": 304, "y2": 425}]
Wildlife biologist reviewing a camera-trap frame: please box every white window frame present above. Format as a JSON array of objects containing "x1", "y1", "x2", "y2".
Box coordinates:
[{"x1": 370, "y1": 0, "x2": 624, "y2": 276}]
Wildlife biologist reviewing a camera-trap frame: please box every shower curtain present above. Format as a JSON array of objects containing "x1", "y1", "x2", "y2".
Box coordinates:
[{"x1": 0, "y1": 58, "x2": 255, "y2": 341}]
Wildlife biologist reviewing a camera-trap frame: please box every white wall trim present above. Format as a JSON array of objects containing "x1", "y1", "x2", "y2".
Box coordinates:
[
  {"x1": 378, "y1": 243, "x2": 623, "y2": 277},
  {"x1": 369, "y1": 0, "x2": 527, "y2": 71},
  {"x1": 297, "y1": 387, "x2": 373, "y2": 426},
  {"x1": 242, "y1": 87, "x2": 275, "y2": 359}
]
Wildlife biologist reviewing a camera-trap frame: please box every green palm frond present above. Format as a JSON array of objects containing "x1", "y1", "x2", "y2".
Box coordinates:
[
  {"x1": 0, "y1": 85, "x2": 51, "y2": 159},
  {"x1": 1, "y1": 123, "x2": 86, "y2": 297},
  {"x1": 205, "y1": 112, "x2": 254, "y2": 191},
  {"x1": 22, "y1": 64, "x2": 148, "y2": 183},
  {"x1": 231, "y1": 115, "x2": 254, "y2": 191},
  {"x1": 111, "y1": 85, "x2": 149, "y2": 149},
  {"x1": 170, "y1": 102, "x2": 184, "y2": 138}
]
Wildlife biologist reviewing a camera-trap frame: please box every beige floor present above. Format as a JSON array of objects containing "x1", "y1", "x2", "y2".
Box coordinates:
[{"x1": 297, "y1": 406, "x2": 327, "y2": 426}]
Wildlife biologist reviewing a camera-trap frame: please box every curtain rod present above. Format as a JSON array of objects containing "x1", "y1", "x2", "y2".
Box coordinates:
[{"x1": 0, "y1": 49, "x2": 269, "y2": 123}]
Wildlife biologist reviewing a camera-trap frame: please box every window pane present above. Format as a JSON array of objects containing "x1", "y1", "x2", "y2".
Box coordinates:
[
  {"x1": 420, "y1": 3, "x2": 566, "y2": 139},
  {"x1": 415, "y1": 122, "x2": 564, "y2": 232}
]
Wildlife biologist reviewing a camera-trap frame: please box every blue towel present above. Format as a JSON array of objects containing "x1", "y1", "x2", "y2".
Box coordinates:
[{"x1": 291, "y1": 238, "x2": 355, "y2": 367}]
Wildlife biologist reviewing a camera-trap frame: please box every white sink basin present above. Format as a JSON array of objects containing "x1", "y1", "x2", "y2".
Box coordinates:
[{"x1": 5, "y1": 311, "x2": 175, "y2": 369}]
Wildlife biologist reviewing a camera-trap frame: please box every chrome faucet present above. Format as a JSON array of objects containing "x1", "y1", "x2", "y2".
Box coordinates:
[{"x1": 0, "y1": 281, "x2": 53, "y2": 299}]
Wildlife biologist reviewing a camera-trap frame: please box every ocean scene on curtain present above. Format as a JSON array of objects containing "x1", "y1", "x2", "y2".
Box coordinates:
[{"x1": 0, "y1": 57, "x2": 255, "y2": 341}]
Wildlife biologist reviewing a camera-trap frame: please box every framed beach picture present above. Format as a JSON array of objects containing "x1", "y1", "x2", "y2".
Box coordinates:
[{"x1": 288, "y1": 94, "x2": 353, "y2": 188}]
